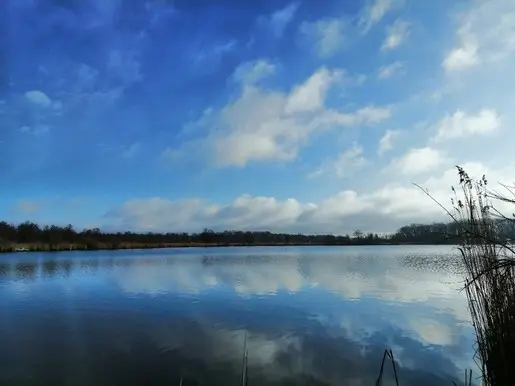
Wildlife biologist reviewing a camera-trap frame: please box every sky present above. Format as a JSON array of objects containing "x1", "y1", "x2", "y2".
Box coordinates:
[{"x1": 1, "y1": 0, "x2": 515, "y2": 234}]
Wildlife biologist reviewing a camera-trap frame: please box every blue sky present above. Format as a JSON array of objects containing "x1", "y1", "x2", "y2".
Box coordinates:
[{"x1": 1, "y1": 0, "x2": 514, "y2": 233}]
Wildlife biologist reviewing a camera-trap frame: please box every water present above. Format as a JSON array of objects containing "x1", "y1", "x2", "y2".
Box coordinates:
[{"x1": 0, "y1": 246, "x2": 477, "y2": 386}]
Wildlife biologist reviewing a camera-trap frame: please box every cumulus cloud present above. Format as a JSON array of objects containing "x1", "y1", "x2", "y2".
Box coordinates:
[
  {"x1": 104, "y1": 163, "x2": 509, "y2": 234},
  {"x1": 433, "y1": 109, "x2": 501, "y2": 142},
  {"x1": 443, "y1": 45, "x2": 478, "y2": 72},
  {"x1": 25, "y1": 90, "x2": 52, "y2": 107},
  {"x1": 300, "y1": 18, "x2": 348, "y2": 58},
  {"x1": 359, "y1": 0, "x2": 400, "y2": 32},
  {"x1": 167, "y1": 62, "x2": 391, "y2": 168},
  {"x1": 378, "y1": 61, "x2": 404, "y2": 79},
  {"x1": 390, "y1": 147, "x2": 448, "y2": 176},
  {"x1": 443, "y1": 0, "x2": 515, "y2": 72},
  {"x1": 382, "y1": 19, "x2": 411, "y2": 51},
  {"x1": 378, "y1": 129, "x2": 400, "y2": 155}
]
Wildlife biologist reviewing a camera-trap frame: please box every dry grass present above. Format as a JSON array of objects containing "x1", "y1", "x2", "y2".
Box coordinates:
[
  {"x1": 419, "y1": 166, "x2": 515, "y2": 386},
  {"x1": 453, "y1": 169, "x2": 515, "y2": 386}
]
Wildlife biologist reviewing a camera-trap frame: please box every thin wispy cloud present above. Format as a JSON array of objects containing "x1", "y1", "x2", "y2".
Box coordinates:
[
  {"x1": 378, "y1": 129, "x2": 400, "y2": 155},
  {"x1": 359, "y1": 0, "x2": 400, "y2": 32},
  {"x1": 260, "y1": 2, "x2": 299, "y2": 37},
  {"x1": 382, "y1": 19, "x2": 411, "y2": 50},
  {"x1": 378, "y1": 62, "x2": 404, "y2": 79},
  {"x1": 309, "y1": 144, "x2": 368, "y2": 179},
  {"x1": 300, "y1": 17, "x2": 348, "y2": 58}
]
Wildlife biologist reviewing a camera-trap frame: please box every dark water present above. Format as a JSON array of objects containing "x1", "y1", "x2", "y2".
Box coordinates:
[{"x1": 0, "y1": 246, "x2": 477, "y2": 386}]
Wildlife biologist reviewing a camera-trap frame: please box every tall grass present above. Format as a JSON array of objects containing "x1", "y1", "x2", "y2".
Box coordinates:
[{"x1": 421, "y1": 166, "x2": 515, "y2": 386}]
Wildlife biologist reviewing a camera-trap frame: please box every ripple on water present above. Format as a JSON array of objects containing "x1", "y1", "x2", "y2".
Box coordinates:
[{"x1": 0, "y1": 246, "x2": 478, "y2": 386}]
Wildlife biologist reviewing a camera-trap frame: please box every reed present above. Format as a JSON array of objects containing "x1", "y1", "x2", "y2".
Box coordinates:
[
  {"x1": 420, "y1": 166, "x2": 515, "y2": 386},
  {"x1": 375, "y1": 349, "x2": 399, "y2": 386}
]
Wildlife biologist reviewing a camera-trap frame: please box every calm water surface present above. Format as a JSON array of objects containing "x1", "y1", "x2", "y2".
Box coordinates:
[{"x1": 0, "y1": 246, "x2": 477, "y2": 386}]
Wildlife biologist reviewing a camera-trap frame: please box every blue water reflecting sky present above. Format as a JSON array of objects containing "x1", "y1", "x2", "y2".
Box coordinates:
[{"x1": 0, "y1": 246, "x2": 477, "y2": 385}]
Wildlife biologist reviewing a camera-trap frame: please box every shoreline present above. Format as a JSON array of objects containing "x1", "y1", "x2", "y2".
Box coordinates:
[{"x1": 0, "y1": 241, "x2": 457, "y2": 254}]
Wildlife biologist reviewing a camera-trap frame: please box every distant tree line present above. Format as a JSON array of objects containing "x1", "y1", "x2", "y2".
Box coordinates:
[{"x1": 1, "y1": 220, "x2": 514, "y2": 252}]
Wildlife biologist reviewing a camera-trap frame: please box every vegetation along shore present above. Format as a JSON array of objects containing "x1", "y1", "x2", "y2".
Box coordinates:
[{"x1": 1, "y1": 214, "x2": 515, "y2": 253}]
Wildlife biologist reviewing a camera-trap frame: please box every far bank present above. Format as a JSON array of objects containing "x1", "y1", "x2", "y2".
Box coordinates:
[{"x1": 0, "y1": 240, "x2": 460, "y2": 254}]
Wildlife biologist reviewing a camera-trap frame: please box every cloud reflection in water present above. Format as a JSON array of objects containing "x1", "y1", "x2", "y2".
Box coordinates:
[{"x1": 0, "y1": 246, "x2": 476, "y2": 385}]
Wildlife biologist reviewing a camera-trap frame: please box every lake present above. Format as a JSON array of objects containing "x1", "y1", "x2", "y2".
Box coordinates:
[{"x1": 0, "y1": 245, "x2": 477, "y2": 386}]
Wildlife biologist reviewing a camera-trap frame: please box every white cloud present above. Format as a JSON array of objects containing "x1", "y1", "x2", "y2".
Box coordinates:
[
  {"x1": 382, "y1": 19, "x2": 411, "y2": 51},
  {"x1": 285, "y1": 67, "x2": 342, "y2": 114},
  {"x1": 209, "y1": 99, "x2": 389, "y2": 167},
  {"x1": 353, "y1": 106, "x2": 392, "y2": 123},
  {"x1": 378, "y1": 129, "x2": 400, "y2": 155},
  {"x1": 443, "y1": 44, "x2": 478, "y2": 72},
  {"x1": 25, "y1": 90, "x2": 52, "y2": 107},
  {"x1": 232, "y1": 60, "x2": 276, "y2": 85},
  {"x1": 378, "y1": 61, "x2": 404, "y2": 79},
  {"x1": 301, "y1": 18, "x2": 347, "y2": 58},
  {"x1": 168, "y1": 62, "x2": 390, "y2": 168},
  {"x1": 309, "y1": 144, "x2": 368, "y2": 179},
  {"x1": 390, "y1": 147, "x2": 448, "y2": 175},
  {"x1": 433, "y1": 109, "x2": 501, "y2": 142},
  {"x1": 260, "y1": 3, "x2": 299, "y2": 37},
  {"x1": 105, "y1": 163, "x2": 510, "y2": 234},
  {"x1": 443, "y1": 0, "x2": 515, "y2": 72},
  {"x1": 359, "y1": 0, "x2": 400, "y2": 32}
]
